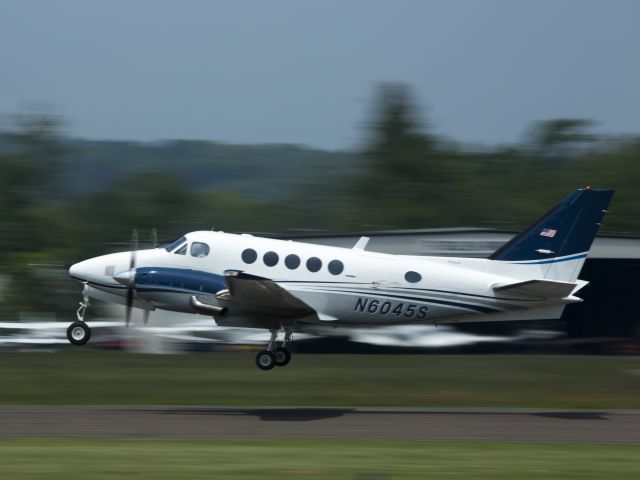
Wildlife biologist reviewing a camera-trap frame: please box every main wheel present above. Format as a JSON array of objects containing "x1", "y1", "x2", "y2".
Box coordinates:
[
  {"x1": 67, "y1": 321, "x2": 91, "y2": 346},
  {"x1": 255, "y1": 350, "x2": 276, "y2": 371},
  {"x1": 273, "y1": 347, "x2": 291, "y2": 367}
]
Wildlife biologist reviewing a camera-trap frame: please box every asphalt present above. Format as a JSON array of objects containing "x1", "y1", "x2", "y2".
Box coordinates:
[{"x1": 0, "y1": 407, "x2": 639, "y2": 443}]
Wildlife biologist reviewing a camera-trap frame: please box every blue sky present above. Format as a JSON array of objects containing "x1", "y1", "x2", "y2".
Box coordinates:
[{"x1": 1, "y1": 0, "x2": 638, "y2": 149}]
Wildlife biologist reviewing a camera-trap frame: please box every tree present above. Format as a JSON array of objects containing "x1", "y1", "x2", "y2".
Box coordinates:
[
  {"x1": 351, "y1": 83, "x2": 450, "y2": 227},
  {"x1": 363, "y1": 83, "x2": 435, "y2": 180},
  {"x1": 0, "y1": 110, "x2": 70, "y2": 317},
  {"x1": 527, "y1": 119, "x2": 596, "y2": 156}
]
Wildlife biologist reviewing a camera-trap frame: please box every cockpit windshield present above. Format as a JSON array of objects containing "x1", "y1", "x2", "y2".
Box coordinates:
[{"x1": 164, "y1": 236, "x2": 187, "y2": 252}]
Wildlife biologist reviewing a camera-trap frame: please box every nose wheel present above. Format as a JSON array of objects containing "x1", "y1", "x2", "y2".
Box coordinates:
[
  {"x1": 67, "y1": 321, "x2": 91, "y2": 345},
  {"x1": 68, "y1": 290, "x2": 91, "y2": 346},
  {"x1": 255, "y1": 327, "x2": 293, "y2": 370}
]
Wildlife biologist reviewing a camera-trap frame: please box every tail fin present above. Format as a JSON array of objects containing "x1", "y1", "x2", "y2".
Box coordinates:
[{"x1": 489, "y1": 187, "x2": 614, "y2": 282}]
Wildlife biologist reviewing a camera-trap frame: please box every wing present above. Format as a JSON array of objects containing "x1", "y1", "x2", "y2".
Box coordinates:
[{"x1": 214, "y1": 271, "x2": 318, "y2": 326}]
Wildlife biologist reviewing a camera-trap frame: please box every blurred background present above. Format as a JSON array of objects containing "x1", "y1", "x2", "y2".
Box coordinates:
[{"x1": 1, "y1": 0, "x2": 639, "y2": 354}]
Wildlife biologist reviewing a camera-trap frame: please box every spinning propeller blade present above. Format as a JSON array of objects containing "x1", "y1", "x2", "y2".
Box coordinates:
[
  {"x1": 125, "y1": 229, "x2": 138, "y2": 327},
  {"x1": 150, "y1": 228, "x2": 158, "y2": 248}
]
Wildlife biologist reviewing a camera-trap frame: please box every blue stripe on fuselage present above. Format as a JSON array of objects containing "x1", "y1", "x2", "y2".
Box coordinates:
[
  {"x1": 298, "y1": 287, "x2": 501, "y2": 314},
  {"x1": 508, "y1": 252, "x2": 587, "y2": 265},
  {"x1": 134, "y1": 267, "x2": 227, "y2": 295}
]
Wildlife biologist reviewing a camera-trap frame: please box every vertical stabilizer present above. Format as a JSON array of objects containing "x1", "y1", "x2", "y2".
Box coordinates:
[{"x1": 488, "y1": 188, "x2": 614, "y2": 282}]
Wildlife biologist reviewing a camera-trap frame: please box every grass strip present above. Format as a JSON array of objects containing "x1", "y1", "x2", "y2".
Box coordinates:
[
  {"x1": 0, "y1": 439, "x2": 639, "y2": 479},
  {"x1": 0, "y1": 352, "x2": 638, "y2": 408}
]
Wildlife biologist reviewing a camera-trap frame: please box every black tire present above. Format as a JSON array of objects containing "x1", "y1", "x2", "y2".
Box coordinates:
[
  {"x1": 67, "y1": 321, "x2": 91, "y2": 346},
  {"x1": 255, "y1": 350, "x2": 276, "y2": 371},
  {"x1": 273, "y1": 347, "x2": 291, "y2": 367}
]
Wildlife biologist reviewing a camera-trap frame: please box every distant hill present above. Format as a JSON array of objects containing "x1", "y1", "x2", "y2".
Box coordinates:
[{"x1": 54, "y1": 139, "x2": 362, "y2": 200}]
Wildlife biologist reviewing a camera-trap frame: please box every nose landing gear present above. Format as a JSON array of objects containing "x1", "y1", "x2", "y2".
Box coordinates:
[
  {"x1": 67, "y1": 291, "x2": 91, "y2": 346},
  {"x1": 255, "y1": 327, "x2": 293, "y2": 371}
]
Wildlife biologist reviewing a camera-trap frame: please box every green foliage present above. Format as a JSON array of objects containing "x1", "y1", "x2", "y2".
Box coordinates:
[
  {"x1": 353, "y1": 84, "x2": 447, "y2": 228},
  {"x1": 352, "y1": 85, "x2": 640, "y2": 232},
  {"x1": 527, "y1": 118, "x2": 596, "y2": 156},
  {"x1": 0, "y1": 113, "x2": 65, "y2": 255}
]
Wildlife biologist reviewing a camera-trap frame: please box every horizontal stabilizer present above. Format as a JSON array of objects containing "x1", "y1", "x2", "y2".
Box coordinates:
[{"x1": 493, "y1": 279, "x2": 579, "y2": 299}]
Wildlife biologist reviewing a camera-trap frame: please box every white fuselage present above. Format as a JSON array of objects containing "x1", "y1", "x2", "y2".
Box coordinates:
[{"x1": 69, "y1": 231, "x2": 576, "y2": 327}]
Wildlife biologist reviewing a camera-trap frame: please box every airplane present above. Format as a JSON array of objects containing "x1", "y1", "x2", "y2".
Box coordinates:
[{"x1": 67, "y1": 187, "x2": 614, "y2": 370}]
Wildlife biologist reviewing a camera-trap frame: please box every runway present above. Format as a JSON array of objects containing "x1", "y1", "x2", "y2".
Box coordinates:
[{"x1": 1, "y1": 407, "x2": 639, "y2": 443}]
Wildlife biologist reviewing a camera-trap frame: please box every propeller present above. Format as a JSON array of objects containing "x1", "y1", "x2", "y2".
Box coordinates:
[{"x1": 125, "y1": 229, "x2": 138, "y2": 327}]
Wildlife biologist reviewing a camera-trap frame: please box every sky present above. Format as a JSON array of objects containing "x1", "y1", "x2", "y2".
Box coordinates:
[{"x1": 0, "y1": 0, "x2": 639, "y2": 150}]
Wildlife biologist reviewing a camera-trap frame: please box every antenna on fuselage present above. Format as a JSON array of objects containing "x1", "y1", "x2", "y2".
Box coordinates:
[{"x1": 353, "y1": 236, "x2": 370, "y2": 251}]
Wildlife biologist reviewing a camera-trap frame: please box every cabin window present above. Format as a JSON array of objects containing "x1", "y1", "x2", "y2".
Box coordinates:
[
  {"x1": 263, "y1": 251, "x2": 279, "y2": 267},
  {"x1": 165, "y1": 236, "x2": 187, "y2": 252},
  {"x1": 190, "y1": 242, "x2": 210, "y2": 258},
  {"x1": 285, "y1": 254, "x2": 300, "y2": 269},
  {"x1": 174, "y1": 244, "x2": 187, "y2": 255},
  {"x1": 405, "y1": 271, "x2": 422, "y2": 283},
  {"x1": 242, "y1": 248, "x2": 257, "y2": 264},
  {"x1": 328, "y1": 260, "x2": 344, "y2": 275},
  {"x1": 306, "y1": 257, "x2": 322, "y2": 273}
]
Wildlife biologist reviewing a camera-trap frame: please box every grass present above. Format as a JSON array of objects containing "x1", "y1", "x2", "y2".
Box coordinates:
[
  {"x1": 0, "y1": 439, "x2": 638, "y2": 479},
  {"x1": 0, "y1": 352, "x2": 639, "y2": 408}
]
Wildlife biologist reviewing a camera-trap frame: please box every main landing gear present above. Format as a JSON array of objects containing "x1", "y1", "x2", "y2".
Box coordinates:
[
  {"x1": 67, "y1": 293, "x2": 91, "y2": 346},
  {"x1": 255, "y1": 327, "x2": 293, "y2": 371}
]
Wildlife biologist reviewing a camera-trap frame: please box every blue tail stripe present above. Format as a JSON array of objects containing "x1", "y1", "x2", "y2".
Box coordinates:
[{"x1": 510, "y1": 252, "x2": 588, "y2": 265}]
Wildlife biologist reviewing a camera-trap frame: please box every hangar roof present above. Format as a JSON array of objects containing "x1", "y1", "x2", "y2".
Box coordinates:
[{"x1": 279, "y1": 228, "x2": 640, "y2": 259}]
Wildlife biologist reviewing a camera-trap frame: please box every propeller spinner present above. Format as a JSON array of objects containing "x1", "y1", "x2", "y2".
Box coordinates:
[{"x1": 113, "y1": 228, "x2": 159, "y2": 326}]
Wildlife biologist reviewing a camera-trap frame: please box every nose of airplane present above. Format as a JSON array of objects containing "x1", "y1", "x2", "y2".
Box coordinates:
[
  {"x1": 69, "y1": 251, "x2": 140, "y2": 285},
  {"x1": 69, "y1": 256, "x2": 114, "y2": 283},
  {"x1": 69, "y1": 260, "x2": 91, "y2": 282}
]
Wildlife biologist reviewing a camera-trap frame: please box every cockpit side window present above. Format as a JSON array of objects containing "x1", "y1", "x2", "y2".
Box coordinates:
[
  {"x1": 164, "y1": 236, "x2": 187, "y2": 252},
  {"x1": 190, "y1": 242, "x2": 210, "y2": 258},
  {"x1": 174, "y1": 244, "x2": 187, "y2": 255}
]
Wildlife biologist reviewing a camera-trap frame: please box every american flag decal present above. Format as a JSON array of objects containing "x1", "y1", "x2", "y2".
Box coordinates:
[{"x1": 539, "y1": 228, "x2": 557, "y2": 238}]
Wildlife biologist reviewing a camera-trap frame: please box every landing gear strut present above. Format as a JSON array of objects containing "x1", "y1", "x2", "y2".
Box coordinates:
[
  {"x1": 274, "y1": 327, "x2": 293, "y2": 366},
  {"x1": 67, "y1": 290, "x2": 91, "y2": 346},
  {"x1": 255, "y1": 327, "x2": 293, "y2": 371}
]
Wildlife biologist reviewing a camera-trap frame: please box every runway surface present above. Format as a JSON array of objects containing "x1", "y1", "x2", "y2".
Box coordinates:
[{"x1": 1, "y1": 407, "x2": 639, "y2": 443}]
